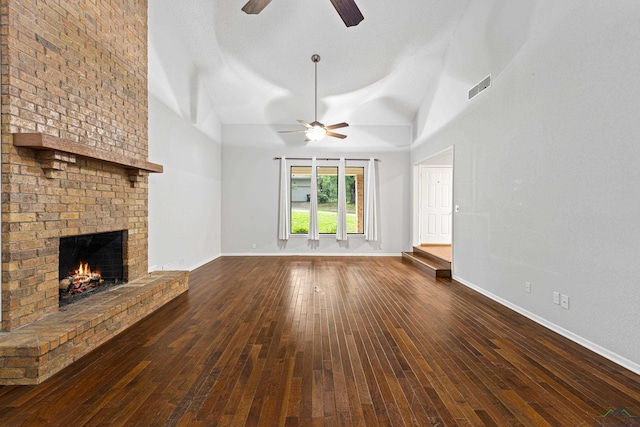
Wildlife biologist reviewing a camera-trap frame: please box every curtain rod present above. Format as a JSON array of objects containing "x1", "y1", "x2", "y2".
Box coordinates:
[{"x1": 273, "y1": 157, "x2": 380, "y2": 162}]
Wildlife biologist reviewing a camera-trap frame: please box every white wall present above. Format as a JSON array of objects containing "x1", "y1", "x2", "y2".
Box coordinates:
[
  {"x1": 148, "y1": 97, "x2": 222, "y2": 271},
  {"x1": 221, "y1": 125, "x2": 412, "y2": 255},
  {"x1": 412, "y1": 0, "x2": 640, "y2": 372},
  {"x1": 148, "y1": 1, "x2": 223, "y2": 271}
]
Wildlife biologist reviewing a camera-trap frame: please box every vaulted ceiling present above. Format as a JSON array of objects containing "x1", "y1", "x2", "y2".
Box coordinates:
[{"x1": 149, "y1": 0, "x2": 470, "y2": 130}]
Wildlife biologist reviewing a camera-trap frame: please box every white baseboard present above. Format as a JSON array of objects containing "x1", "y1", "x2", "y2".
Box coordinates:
[
  {"x1": 152, "y1": 252, "x2": 401, "y2": 275},
  {"x1": 221, "y1": 252, "x2": 402, "y2": 257},
  {"x1": 188, "y1": 254, "x2": 222, "y2": 271},
  {"x1": 452, "y1": 275, "x2": 640, "y2": 376},
  {"x1": 149, "y1": 254, "x2": 222, "y2": 274}
]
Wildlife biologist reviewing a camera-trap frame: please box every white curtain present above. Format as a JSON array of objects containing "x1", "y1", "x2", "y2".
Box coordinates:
[
  {"x1": 308, "y1": 157, "x2": 319, "y2": 240},
  {"x1": 364, "y1": 158, "x2": 378, "y2": 241},
  {"x1": 336, "y1": 158, "x2": 347, "y2": 241},
  {"x1": 278, "y1": 157, "x2": 290, "y2": 240}
]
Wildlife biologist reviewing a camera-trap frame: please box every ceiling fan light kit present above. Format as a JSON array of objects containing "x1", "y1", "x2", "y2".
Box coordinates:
[
  {"x1": 279, "y1": 54, "x2": 349, "y2": 142},
  {"x1": 306, "y1": 125, "x2": 327, "y2": 142}
]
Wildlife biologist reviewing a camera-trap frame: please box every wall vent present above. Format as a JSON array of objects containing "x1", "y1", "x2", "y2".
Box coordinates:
[{"x1": 468, "y1": 75, "x2": 491, "y2": 100}]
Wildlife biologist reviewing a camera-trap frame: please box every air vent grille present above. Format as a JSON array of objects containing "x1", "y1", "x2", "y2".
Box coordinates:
[{"x1": 468, "y1": 75, "x2": 491, "y2": 100}]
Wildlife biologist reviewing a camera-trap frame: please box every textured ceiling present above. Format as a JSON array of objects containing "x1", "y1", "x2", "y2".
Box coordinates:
[{"x1": 150, "y1": 0, "x2": 470, "y2": 128}]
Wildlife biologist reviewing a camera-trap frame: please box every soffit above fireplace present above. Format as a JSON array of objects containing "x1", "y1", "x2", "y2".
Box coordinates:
[{"x1": 13, "y1": 133, "x2": 163, "y2": 182}]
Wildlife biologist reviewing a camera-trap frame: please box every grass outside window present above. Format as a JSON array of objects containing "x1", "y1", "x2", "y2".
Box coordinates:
[{"x1": 291, "y1": 210, "x2": 357, "y2": 234}]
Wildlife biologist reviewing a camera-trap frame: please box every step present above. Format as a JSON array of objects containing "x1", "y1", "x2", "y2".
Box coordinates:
[
  {"x1": 402, "y1": 251, "x2": 451, "y2": 279},
  {"x1": 412, "y1": 245, "x2": 452, "y2": 270}
]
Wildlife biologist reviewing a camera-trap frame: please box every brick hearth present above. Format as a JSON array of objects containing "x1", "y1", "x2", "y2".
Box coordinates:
[
  {"x1": 0, "y1": 271, "x2": 188, "y2": 384},
  {"x1": 0, "y1": 0, "x2": 188, "y2": 384}
]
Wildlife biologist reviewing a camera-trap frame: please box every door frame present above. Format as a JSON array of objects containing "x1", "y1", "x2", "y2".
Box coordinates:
[{"x1": 413, "y1": 146, "x2": 455, "y2": 267}]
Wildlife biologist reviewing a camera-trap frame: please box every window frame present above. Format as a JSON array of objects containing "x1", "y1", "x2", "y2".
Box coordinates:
[{"x1": 288, "y1": 159, "x2": 367, "y2": 237}]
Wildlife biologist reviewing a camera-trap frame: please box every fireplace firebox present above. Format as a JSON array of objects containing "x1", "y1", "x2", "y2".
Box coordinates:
[{"x1": 58, "y1": 230, "x2": 127, "y2": 306}]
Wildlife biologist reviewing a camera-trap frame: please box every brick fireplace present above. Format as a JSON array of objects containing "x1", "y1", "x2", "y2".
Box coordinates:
[{"x1": 0, "y1": 0, "x2": 189, "y2": 383}]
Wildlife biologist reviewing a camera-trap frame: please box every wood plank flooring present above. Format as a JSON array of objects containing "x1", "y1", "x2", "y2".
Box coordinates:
[{"x1": 0, "y1": 256, "x2": 639, "y2": 426}]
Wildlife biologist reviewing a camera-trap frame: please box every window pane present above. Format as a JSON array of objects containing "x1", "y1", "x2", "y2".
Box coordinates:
[
  {"x1": 317, "y1": 168, "x2": 338, "y2": 234},
  {"x1": 290, "y1": 166, "x2": 311, "y2": 234},
  {"x1": 345, "y1": 167, "x2": 364, "y2": 234}
]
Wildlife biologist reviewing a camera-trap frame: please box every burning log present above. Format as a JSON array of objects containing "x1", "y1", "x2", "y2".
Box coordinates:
[
  {"x1": 60, "y1": 262, "x2": 103, "y2": 296},
  {"x1": 59, "y1": 278, "x2": 72, "y2": 291}
]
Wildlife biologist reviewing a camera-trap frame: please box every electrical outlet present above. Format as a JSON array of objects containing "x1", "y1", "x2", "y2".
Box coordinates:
[
  {"x1": 560, "y1": 294, "x2": 569, "y2": 309},
  {"x1": 525, "y1": 282, "x2": 531, "y2": 294},
  {"x1": 553, "y1": 292, "x2": 560, "y2": 304},
  {"x1": 252, "y1": 243, "x2": 257, "y2": 249}
]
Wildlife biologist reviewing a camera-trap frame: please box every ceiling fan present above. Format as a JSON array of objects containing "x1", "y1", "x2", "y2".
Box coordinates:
[
  {"x1": 279, "y1": 54, "x2": 349, "y2": 142},
  {"x1": 242, "y1": 0, "x2": 364, "y2": 27}
]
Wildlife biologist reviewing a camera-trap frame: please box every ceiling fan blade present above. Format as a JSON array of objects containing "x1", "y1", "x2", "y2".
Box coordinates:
[
  {"x1": 326, "y1": 131, "x2": 347, "y2": 139},
  {"x1": 326, "y1": 122, "x2": 349, "y2": 130},
  {"x1": 241, "y1": 0, "x2": 272, "y2": 14},
  {"x1": 328, "y1": 0, "x2": 364, "y2": 27},
  {"x1": 278, "y1": 129, "x2": 306, "y2": 134},
  {"x1": 297, "y1": 119, "x2": 313, "y2": 128}
]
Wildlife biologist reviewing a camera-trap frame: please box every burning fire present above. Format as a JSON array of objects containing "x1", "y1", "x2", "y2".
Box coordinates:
[
  {"x1": 60, "y1": 261, "x2": 105, "y2": 298},
  {"x1": 72, "y1": 262, "x2": 101, "y2": 281},
  {"x1": 76, "y1": 262, "x2": 92, "y2": 276},
  {"x1": 59, "y1": 262, "x2": 103, "y2": 296}
]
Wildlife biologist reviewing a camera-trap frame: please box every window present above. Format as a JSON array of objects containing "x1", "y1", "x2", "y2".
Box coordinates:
[{"x1": 290, "y1": 165, "x2": 364, "y2": 235}]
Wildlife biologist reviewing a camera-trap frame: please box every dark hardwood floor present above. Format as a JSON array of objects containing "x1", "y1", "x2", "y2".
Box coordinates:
[{"x1": 1, "y1": 256, "x2": 639, "y2": 426}]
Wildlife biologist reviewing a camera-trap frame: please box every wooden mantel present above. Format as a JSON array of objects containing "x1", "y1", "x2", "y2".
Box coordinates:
[{"x1": 13, "y1": 133, "x2": 163, "y2": 182}]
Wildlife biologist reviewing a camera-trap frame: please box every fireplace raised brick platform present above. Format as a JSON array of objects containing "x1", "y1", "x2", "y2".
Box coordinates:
[{"x1": 0, "y1": 270, "x2": 188, "y2": 385}]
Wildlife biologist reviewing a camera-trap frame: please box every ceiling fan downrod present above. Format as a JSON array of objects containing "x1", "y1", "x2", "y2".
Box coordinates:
[{"x1": 312, "y1": 54, "x2": 320, "y2": 122}]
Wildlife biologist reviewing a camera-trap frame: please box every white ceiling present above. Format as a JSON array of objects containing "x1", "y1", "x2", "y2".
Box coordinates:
[{"x1": 150, "y1": 0, "x2": 470, "y2": 129}]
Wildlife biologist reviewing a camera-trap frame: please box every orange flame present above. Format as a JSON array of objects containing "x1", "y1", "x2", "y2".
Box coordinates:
[
  {"x1": 76, "y1": 262, "x2": 90, "y2": 275},
  {"x1": 75, "y1": 262, "x2": 100, "y2": 276}
]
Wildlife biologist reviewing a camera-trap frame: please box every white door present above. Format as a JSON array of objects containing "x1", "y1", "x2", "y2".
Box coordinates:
[{"x1": 419, "y1": 166, "x2": 452, "y2": 244}]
